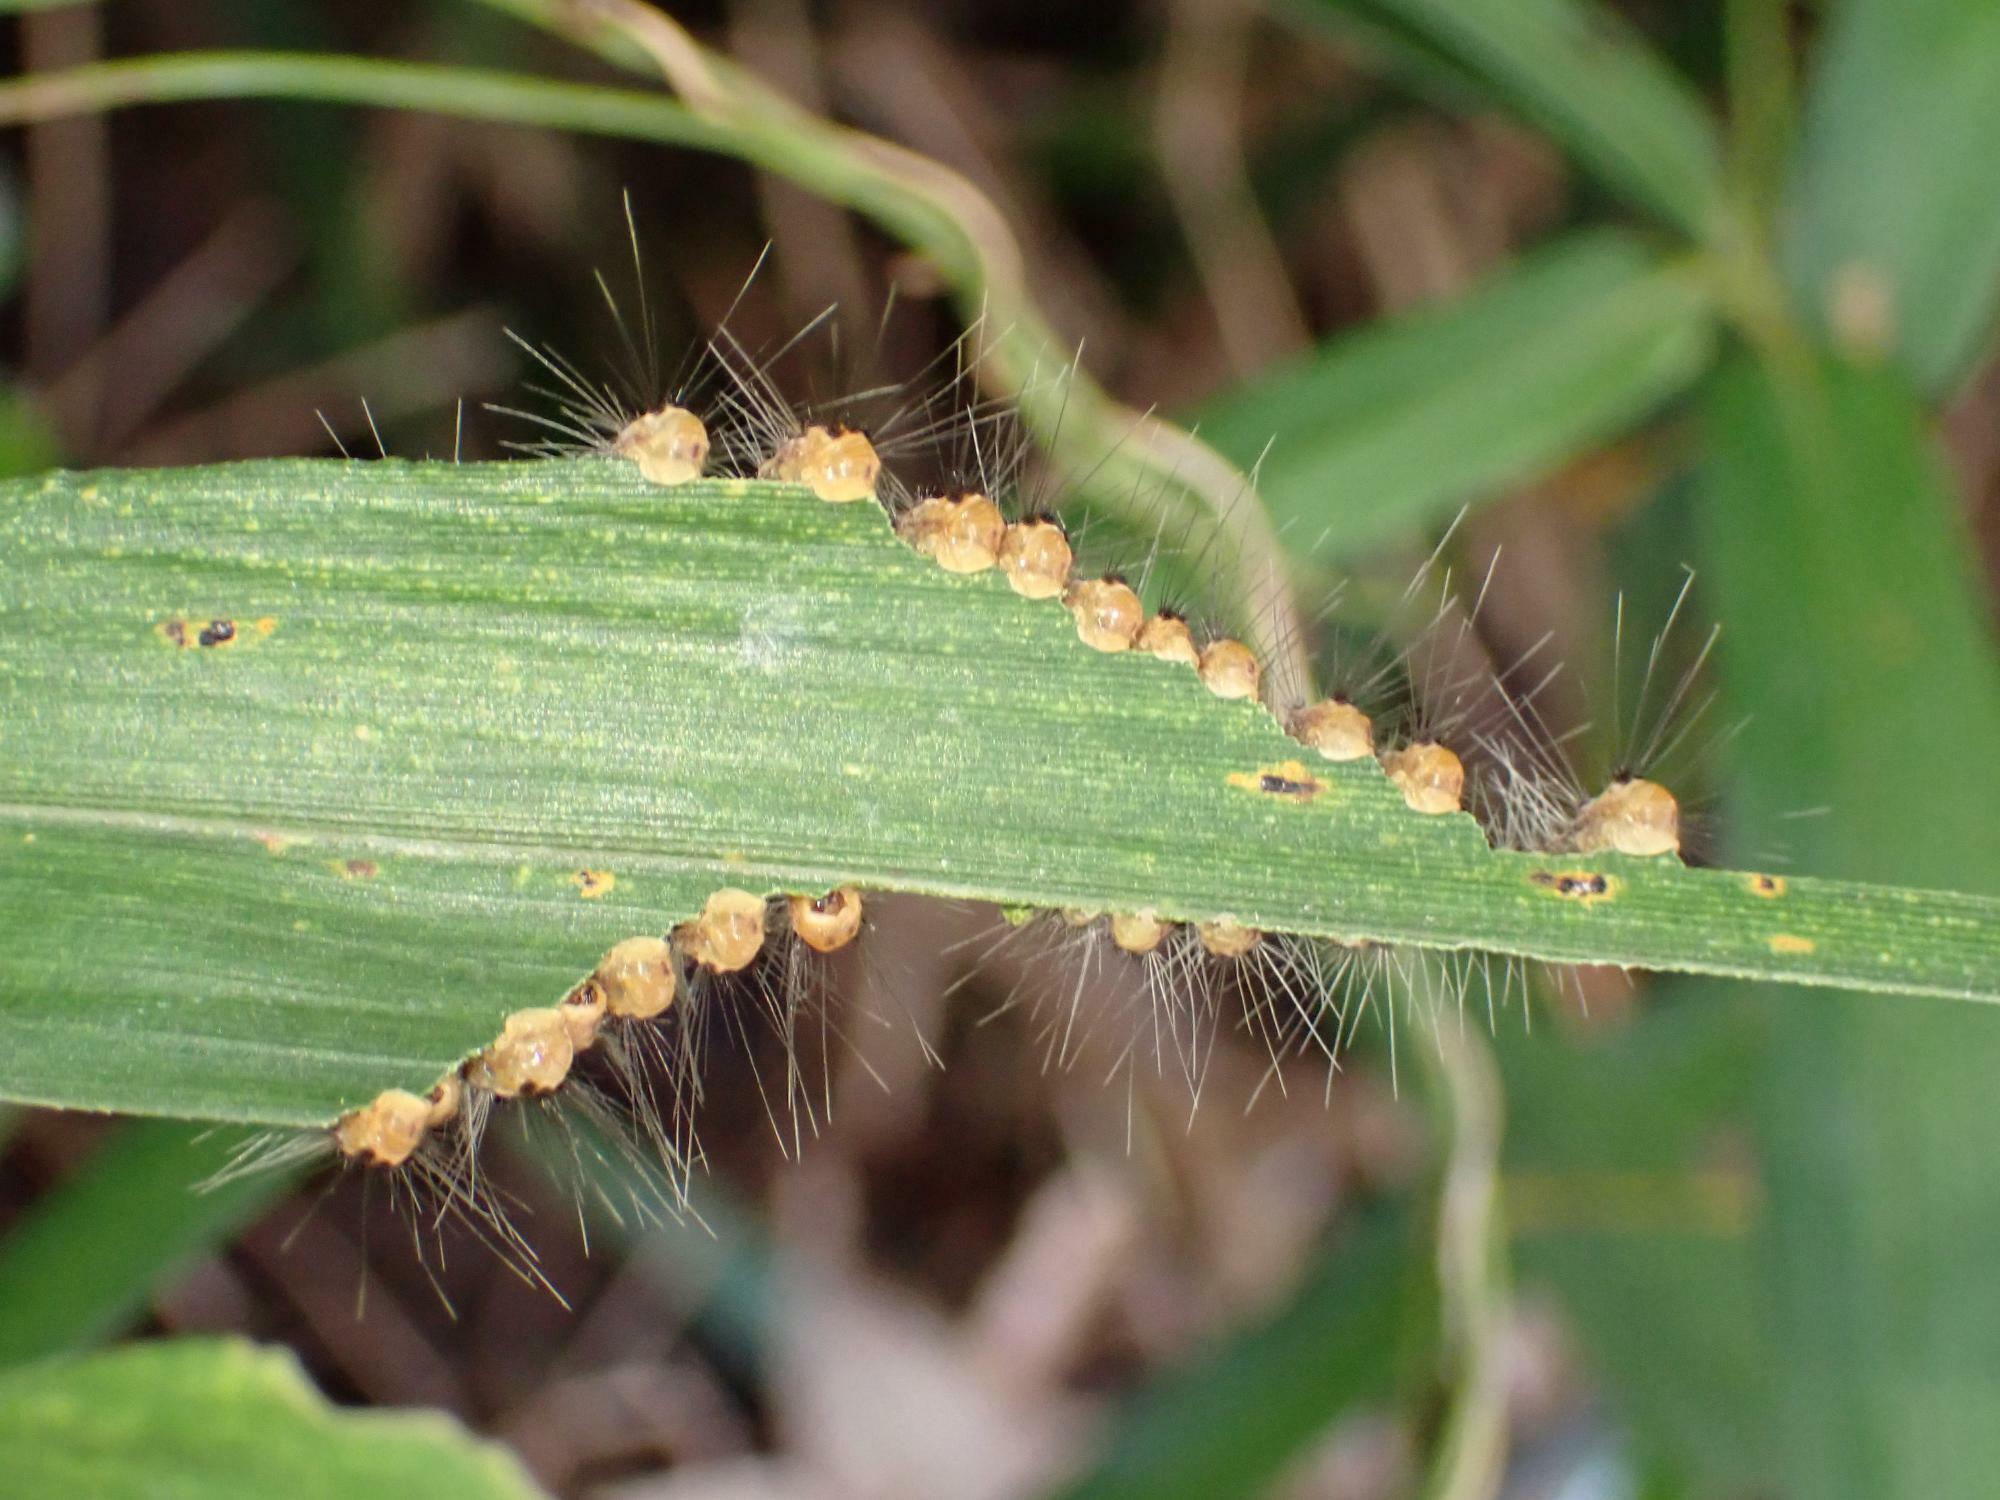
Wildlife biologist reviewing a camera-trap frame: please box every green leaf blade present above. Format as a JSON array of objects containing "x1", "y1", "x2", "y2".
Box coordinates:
[
  {"x1": 1199, "y1": 231, "x2": 1715, "y2": 564},
  {"x1": 1051, "y1": 1210, "x2": 1431, "y2": 1500},
  {"x1": 1700, "y1": 350, "x2": 2000, "y2": 1497},
  {"x1": 0, "y1": 1338, "x2": 545, "y2": 1499},
  {"x1": 0, "y1": 1123, "x2": 301, "y2": 1368},
  {"x1": 1295, "y1": 0, "x2": 1726, "y2": 238},
  {"x1": 3, "y1": 461, "x2": 1995, "y2": 1130},
  {"x1": 1782, "y1": 0, "x2": 2000, "y2": 391}
]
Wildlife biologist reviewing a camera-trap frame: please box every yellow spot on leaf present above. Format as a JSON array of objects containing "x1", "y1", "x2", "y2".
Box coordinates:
[
  {"x1": 1749, "y1": 874, "x2": 1786, "y2": 898},
  {"x1": 574, "y1": 869, "x2": 616, "y2": 899},
  {"x1": 354, "y1": 724, "x2": 375, "y2": 742},
  {"x1": 1769, "y1": 933, "x2": 1815, "y2": 955}
]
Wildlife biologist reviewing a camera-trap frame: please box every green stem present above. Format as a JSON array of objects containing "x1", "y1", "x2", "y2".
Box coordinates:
[
  {"x1": 1721, "y1": 0, "x2": 1795, "y2": 231},
  {"x1": 1419, "y1": 1028, "x2": 1510, "y2": 1500}
]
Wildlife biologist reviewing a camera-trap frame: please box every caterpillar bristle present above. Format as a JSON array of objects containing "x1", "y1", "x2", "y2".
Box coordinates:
[{"x1": 1472, "y1": 569, "x2": 1725, "y2": 863}]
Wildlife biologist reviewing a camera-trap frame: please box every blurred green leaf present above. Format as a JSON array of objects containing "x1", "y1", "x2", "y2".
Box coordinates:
[
  {"x1": 0, "y1": 1121, "x2": 299, "y2": 1369},
  {"x1": 1702, "y1": 351, "x2": 2000, "y2": 877},
  {"x1": 1049, "y1": 1208, "x2": 1430, "y2": 1500},
  {"x1": 1199, "y1": 231, "x2": 1715, "y2": 565},
  {"x1": 1700, "y1": 348, "x2": 2000, "y2": 1497},
  {"x1": 4, "y1": 462, "x2": 1995, "y2": 1131},
  {"x1": 0, "y1": 388, "x2": 61, "y2": 478},
  {"x1": 516, "y1": 1113, "x2": 774, "y2": 1385},
  {"x1": 0, "y1": 1337, "x2": 545, "y2": 1498},
  {"x1": 1292, "y1": 0, "x2": 1726, "y2": 238},
  {"x1": 1502, "y1": 993, "x2": 1777, "y2": 1492},
  {"x1": 1499, "y1": 489, "x2": 1778, "y2": 1492},
  {"x1": 1720, "y1": 0, "x2": 1796, "y2": 215},
  {"x1": 1782, "y1": 0, "x2": 2000, "y2": 392}
]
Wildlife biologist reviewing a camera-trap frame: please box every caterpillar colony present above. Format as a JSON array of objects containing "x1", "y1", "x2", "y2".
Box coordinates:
[{"x1": 215, "y1": 249, "x2": 1719, "y2": 1298}]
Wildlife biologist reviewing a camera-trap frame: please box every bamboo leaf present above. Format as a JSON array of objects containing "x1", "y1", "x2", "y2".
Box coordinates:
[
  {"x1": 1199, "y1": 231, "x2": 1715, "y2": 565},
  {"x1": 0, "y1": 1338, "x2": 544, "y2": 1499},
  {"x1": 1, "y1": 461, "x2": 1996, "y2": 1130}
]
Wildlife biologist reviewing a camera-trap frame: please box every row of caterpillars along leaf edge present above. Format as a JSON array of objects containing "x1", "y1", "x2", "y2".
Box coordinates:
[{"x1": 259, "y1": 313, "x2": 1696, "y2": 1253}]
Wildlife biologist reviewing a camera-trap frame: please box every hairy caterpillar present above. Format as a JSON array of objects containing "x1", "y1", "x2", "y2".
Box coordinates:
[{"x1": 155, "y1": 253, "x2": 1723, "y2": 1303}]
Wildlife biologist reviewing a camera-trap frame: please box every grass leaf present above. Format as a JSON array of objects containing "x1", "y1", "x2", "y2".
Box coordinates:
[
  {"x1": 1292, "y1": 0, "x2": 1726, "y2": 239},
  {"x1": 1700, "y1": 349, "x2": 2000, "y2": 1496},
  {"x1": 0, "y1": 1123, "x2": 301, "y2": 1369},
  {"x1": 0, "y1": 1337, "x2": 544, "y2": 1498},
  {"x1": 1050, "y1": 1209, "x2": 1430, "y2": 1500},
  {"x1": 1199, "y1": 230, "x2": 1714, "y2": 565},
  {"x1": 1781, "y1": 0, "x2": 2000, "y2": 391},
  {"x1": 2, "y1": 461, "x2": 1996, "y2": 1130}
]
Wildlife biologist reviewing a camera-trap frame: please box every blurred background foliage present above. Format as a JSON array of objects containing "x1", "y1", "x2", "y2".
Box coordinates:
[{"x1": 2, "y1": 1, "x2": 1999, "y2": 1497}]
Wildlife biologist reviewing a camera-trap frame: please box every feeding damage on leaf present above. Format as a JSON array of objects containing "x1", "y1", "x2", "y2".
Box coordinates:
[
  {"x1": 1528, "y1": 870, "x2": 1618, "y2": 904},
  {"x1": 1227, "y1": 761, "x2": 1326, "y2": 802}
]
